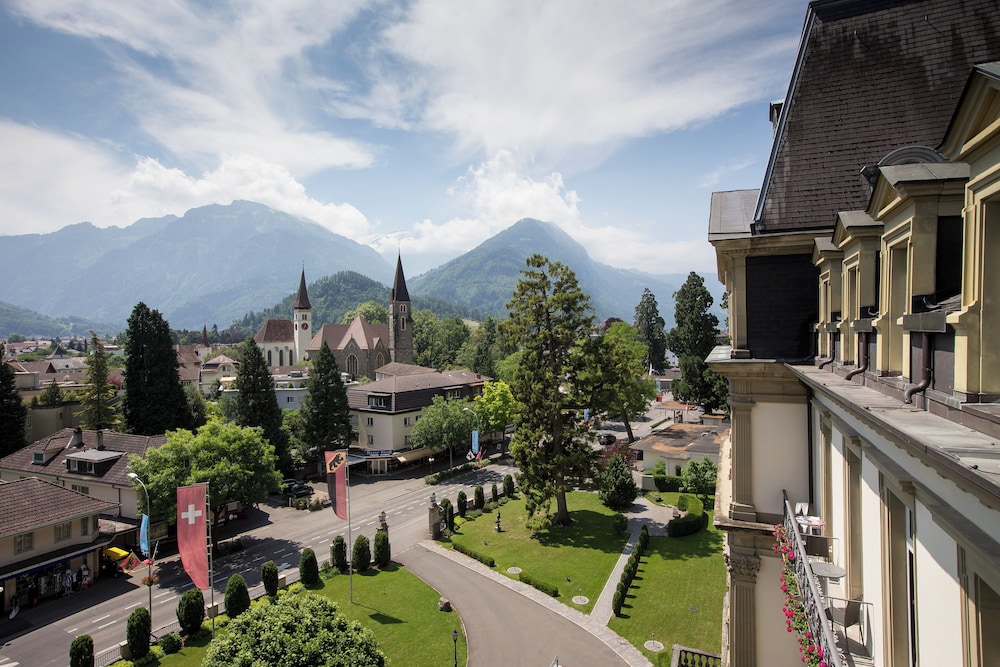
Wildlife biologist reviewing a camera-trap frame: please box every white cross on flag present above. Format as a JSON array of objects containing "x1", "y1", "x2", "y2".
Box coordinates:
[{"x1": 176, "y1": 484, "x2": 208, "y2": 589}]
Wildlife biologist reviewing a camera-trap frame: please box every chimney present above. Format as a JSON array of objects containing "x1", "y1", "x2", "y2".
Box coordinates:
[
  {"x1": 68, "y1": 427, "x2": 84, "y2": 449},
  {"x1": 96, "y1": 429, "x2": 104, "y2": 450}
]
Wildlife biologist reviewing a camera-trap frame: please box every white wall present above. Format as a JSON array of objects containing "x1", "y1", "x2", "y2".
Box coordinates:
[
  {"x1": 755, "y1": 554, "x2": 803, "y2": 666},
  {"x1": 859, "y1": 451, "x2": 886, "y2": 665},
  {"x1": 752, "y1": 401, "x2": 809, "y2": 516},
  {"x1": 913, "y1": 500, "x2": 962, "y2": 665}
]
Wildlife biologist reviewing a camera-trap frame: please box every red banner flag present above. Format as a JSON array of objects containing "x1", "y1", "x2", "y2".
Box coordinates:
[
  {"x1": 176, "y1": 484, "x2": 208, "y2": 590},
  {"x1": 325, "y1": 450, "x2": 348, "y2": 520}
]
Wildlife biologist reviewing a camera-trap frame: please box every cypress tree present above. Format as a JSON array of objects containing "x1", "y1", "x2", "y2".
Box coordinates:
[
  {"x1": 633, "y1": 288, "x2": 667, "y2": 372},
  {"x1": 78, "y1": 331, "x2": 120, "y2": 430},
  {"x1": 0, "y1": 361, "x2": 27, "y2": 457},
  {"x1": 234, "y1": 336, "x2": 291, "y2": 474},
  {"x1": 123, "y1": 302, "x2": 190, "y2": 435}
]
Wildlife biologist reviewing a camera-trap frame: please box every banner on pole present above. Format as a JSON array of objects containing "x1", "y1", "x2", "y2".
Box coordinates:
[
  {"x1": 325, "y1": 450, "x2": 348, "y2": 520},
  {"x1": 176, "y1": 485, "x2": 209, "y2": 589},
  {"x1": 139, "y1": 514, "x2": 149, "y2": 558},
  {"x1": 471, "y1": 430, "x2": 479, "y2": 455}
]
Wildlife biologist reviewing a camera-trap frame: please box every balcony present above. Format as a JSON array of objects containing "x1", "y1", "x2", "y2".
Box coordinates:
[{"x1": 779, "y1": 492, "x2": 874, "y2": 667}]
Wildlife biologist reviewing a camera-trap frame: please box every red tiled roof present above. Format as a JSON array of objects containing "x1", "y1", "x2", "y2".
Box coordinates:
[{"x1": 255, "y1": 319, "x2": 295, "y2": 343}]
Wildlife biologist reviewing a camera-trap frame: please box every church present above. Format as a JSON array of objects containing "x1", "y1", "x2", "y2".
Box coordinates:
[{"x1": 253, "y1": 255, "x2": 413, "y2": 380}]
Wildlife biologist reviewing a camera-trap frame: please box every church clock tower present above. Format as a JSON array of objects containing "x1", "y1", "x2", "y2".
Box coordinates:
[
  {"x1": 389, "y1": 255, "x2": 413, "y2": 364},
  {"x1": 293, "y1": 268, "x2": 312, "y2": 363}
]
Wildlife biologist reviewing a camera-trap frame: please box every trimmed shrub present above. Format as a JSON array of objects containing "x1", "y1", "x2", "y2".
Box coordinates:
[
  {"x1": 457, "y1": 491, "x2": 468, "y2": 518},
  {"x1": 261, "y1": 560, "x2": 279, "y2": 597},
  {"x1": 611, "y1": 512, "x2": 627, "y2": 535},
  {"x1": 677, "y1": 495, "x2": 690, "y2": 512},
  {"x1": 373, "y1": 531, "x2": 391, "y2": 567},
  {"x1": 159, "y1": 632, "x2": 181, "y2": 655},
  {"x1": 224, "y1": 573, "x2": 251, "y2": 618},
  {"x1": 474, "y1": 485, "x2": 485, "y2": 510},
  {"x1": 491, "y1": 483, "x2": 499, "y2": 503},
  {"x1": 176, "y1": 588, "x2": 205, "y2": 634},
  {"x1": 639, "y1": 525, "x2": 650, "y2": 552},
  {"x1": 612, "y1": 589, "x2": 624, "y2": 616},
  {"x1": 439, "y1": 498, "x2": 453, "y2": 531},
  {"x1": 69, "y1": 634, "x2": 94, "y2": 667},
  {"x1": 332, "y1": 535, "x2": 348, "y2": 572},
  {"x1": 467, "y1": 508, "x2": 483, "y2": 519},
  {"x1": 653, "y1": 474, "x2": 683, "y2": 492},
  {"x1": 518, "y1": 572, "x2": 559, "y2": 597},
  {"x1": 299, "y1": 547, "x2": 320, "y2": 586},
  {"x1": 126, "y1": 607, "x2": 151, "y2": 660},
  {"x1": 503, "y1": 474, "x2": 516, "y2": 499},
  {"x1": 451, "y1": 541, "x2": 495, "y2": 567},
  {"x1": 668, "y1": 495, "x2": 708, "y2": 537},
  {"x1": 352, "y1": 535, "x2": 371, "y2": 572}
]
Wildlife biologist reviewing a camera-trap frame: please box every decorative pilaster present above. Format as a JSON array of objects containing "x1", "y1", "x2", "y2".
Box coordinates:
[
  {"x1": 729, "y1": 399, "x2": 755, "y2": 521},
  {"x1": 725, "y1": 551, "x2": 761, "y2": 667}
]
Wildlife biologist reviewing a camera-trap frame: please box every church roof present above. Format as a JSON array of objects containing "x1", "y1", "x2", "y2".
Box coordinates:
[
  {"x1": 755, "y1": 0, "x2": 1000, "y2": 235},
  {"x1": 255, "y1": 319, "x2": 294, "y2": 344},
  {"x1": 391, "y1": 255, "x2": 410, "y2": 302},
  {"x1": 309, "y1": 317, "x2": 389, "y2": 352},
  {"x1": 294, "y1": 268, "x2": 311, "y2": 310}
]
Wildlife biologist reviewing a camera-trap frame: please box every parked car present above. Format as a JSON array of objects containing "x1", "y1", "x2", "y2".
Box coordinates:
[
  {"x1": 598, "y1": 433, "x2": 617, "y2": 446},
  {"x1": 287, "y1": 483, "x2": 315, "y2": 498}
]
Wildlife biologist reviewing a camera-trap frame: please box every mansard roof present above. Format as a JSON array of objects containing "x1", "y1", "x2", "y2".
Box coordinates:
[{"x1": 755, "y1": 0, "x2": 1000, "y2": 235}]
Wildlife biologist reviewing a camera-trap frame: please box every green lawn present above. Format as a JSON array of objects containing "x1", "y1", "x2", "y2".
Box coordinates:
[
  {"x1": 154, "y1": 564, "x2": 466, "y2": 667},
  {"x1": 447, "y1": 490, "x2": 628, "y2": 613}
]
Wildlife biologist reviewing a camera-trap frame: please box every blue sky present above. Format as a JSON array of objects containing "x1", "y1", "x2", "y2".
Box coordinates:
[{"x1": 0, "y1": 0, "x2": 809, "y2": 276}]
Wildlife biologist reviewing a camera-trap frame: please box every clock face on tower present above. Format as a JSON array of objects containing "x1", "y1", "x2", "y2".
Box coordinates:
[{"x1": 302, "y1": 322, "x2": 308, "y2": 330}]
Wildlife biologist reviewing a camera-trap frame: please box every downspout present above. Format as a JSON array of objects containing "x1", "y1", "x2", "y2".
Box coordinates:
[
  {"x1": 806, "y1": 388, "x2": 815, "y2": 508},
  {"x1": 845, "y1": 332, "x2": 868, "y2": 381},
  {"x1": 904, "y1": 333, "x2": 932, "y2": 403},
  {"x1": 818, "y1": 331, "x2": 835, "y2": 369}
]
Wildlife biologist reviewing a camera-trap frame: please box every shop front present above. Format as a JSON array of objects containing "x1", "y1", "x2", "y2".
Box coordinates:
[{"x1": 1, "y1": 543, "x2": 107, "y2": 615}]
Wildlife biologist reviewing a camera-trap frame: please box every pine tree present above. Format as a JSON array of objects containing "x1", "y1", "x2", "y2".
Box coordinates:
[
  {"x1": 599, "y1": 454, "x2": 639, "y2": 511},
  {"x1": 234, "y1": 335, "x2": 291, "y2": 474},
  {"x1": 633, "y1": 288, "x2": 668, "y2": 372},
  {"x1": 505, "y1": 254, "x2": 598, "y2": 527},
  {"x1": 40, "y1": 379, "x2": 62, "y2": 406},
  {"x1": 123, "y1": 303, "x2": 190, "y2": 435},
  {"x1": 301, "y1": 341, "x2": 352, "y2": 465},
  {"x1": 666, "y1": 273, "x2": 728, "y2": 413},
  {"x1": 78, "y1": 331, "x2": 120, "y2": 431},
  {"x1": 0, "y1": 361, "x2": 27, "y2": 457}
]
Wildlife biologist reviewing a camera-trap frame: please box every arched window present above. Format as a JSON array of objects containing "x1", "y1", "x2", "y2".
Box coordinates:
[
  {"x1": 267, "y1": 350, "x2": 272, "y2": 365},
  {"x1": 376, "y1": 353, "x2": 384, "y2": 369},
  {"x1": 347, "y1": 354, "x2": 359, "y2": 376},
  {"x1": 279, "y1": 350, "x2": 284, "y2": 367}
]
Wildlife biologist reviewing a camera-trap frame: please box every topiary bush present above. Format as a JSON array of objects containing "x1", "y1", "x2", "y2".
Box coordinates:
[
  {"x1": 69, "y1": 634, "x2": 94, "y2": 667},
  {"x1": 518, "y1": 572, "x2": 559, "y2": 597},
  {"x1": 159, "y1": 632, "x2": 181, "y2": 655},
  {"x1": 126, "y1": 607, "x2": 151, "y2": 661},
  {"x1": 668, "y1": 495, "x2": 708, "y2": 537},
  {"x1": 177, "y1": 588, "x2": 206, "y2": 635},
  {"x1": 224, "y1": 573, "x2": 251, "y2": 618},
  {"x1": 611, "y1": 512, "x2": 627, "y2": 535},
  {"x1": 612, "y1": 589, "x2": 624, "y2": 616},
  {"x1": 599, "y1": 454, "x2": 639, "y2": 511},
  {"x1": 261, "y1": 560, "x2": 279, "y2": 597},
  {"x1": 373, "y1": 531, "x2": 391, "y2": 568},
  {"x1": 503, "y1": 474, "x2": 516, "y2": 499},
  {"x1": 299, "y1": 547, "x2": 320, "y2": 587},
  {"x1": 457, "y1": 491, "x2": 468, "y2": 517},
  {"x1": 439, "y1": 498, "x2": 454, "y2": 531},
  {"x1": 451, "y1": 541, "x2": 495, "y2": 567},
  {"x1": 332, "y1": 535, "x2": 348, "y2": 572},
  {"x1": 491, "y1": 483, "x2": 499, "y2": 503},
  {"x1": 474, "y1": 485, "x2": 485, "y2": 510},
  {"x1": 677, "y1": 495, "x2": 690, "y2": 512},
  {"x1": 639, "y1": 524, "x2": 650, "y2": 552},
  {"x1": 352, "y1": 535, "x2": 371, "y2": 572}
]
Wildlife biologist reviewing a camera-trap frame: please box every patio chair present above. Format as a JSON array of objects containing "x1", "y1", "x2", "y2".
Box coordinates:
[{"x1": 826, "y1": 597, "x2": 863, "y2": 636}]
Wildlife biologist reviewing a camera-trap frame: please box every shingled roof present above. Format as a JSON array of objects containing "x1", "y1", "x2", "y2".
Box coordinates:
[
  {"x1": 308, "y1": 318, "x2": 389, "y2": 353},
  {"x1": 254, "y1": 318, "x2": 295, "y2": 344},
  {"x1": 0, "y1": 477, "x2": 119, "y2": 538},
  {"x1": 756, "y1": 0, "x2": 1000, "y2": 235}
]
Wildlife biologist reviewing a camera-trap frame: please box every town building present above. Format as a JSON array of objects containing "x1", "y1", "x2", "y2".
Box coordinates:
[{"x1": 706, "y1": 2, "x2": 1000, "y2": 666}]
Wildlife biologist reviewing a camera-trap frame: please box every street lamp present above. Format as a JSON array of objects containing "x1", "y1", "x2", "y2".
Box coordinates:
[
  {"x1": 127, "y1": 472, "x2": 154, "y2": 629},
  {"x1": 462, "y1": 407, "x2": 482, "y2": 467},
  {"x1": 452, "y1": 629, "x2": 459, "y2": 667}
]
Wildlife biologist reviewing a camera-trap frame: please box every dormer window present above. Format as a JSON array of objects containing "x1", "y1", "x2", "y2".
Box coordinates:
[{"x1": 32, "y1": 452, "x2": 43, "y2": 464}]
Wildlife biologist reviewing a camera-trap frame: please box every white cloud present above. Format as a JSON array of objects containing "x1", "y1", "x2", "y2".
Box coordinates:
[{"x1": 699, "y1": 156, "x2": 759, "y2": 189}]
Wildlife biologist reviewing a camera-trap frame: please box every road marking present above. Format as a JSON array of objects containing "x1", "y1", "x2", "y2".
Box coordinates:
[
  {"x1": 124, "y1": 601, "x2": 142, "y2": 610},
  {"x1": 0, "y1": 660, "x2": 21, "y2": 666},
  {"x1": 66, "y1": 627, "x2": 78, "y2": 633},
  {"x1": 97, "y1": 619, "x2": 117, "y2": 630},
  {"x1": 318, "y1": 538, "x2": 330, "y2": 544},
  {"x1": 252, "y1": 555, "x2": 264, "y2": 561},
  {"x1": 158, "y1": 596, "x2": 176, "y2": 604},
  {"x1": 180, "y1": 582, "x2": 193, "y2": 589},
  {"x1": 154, "y1": 591, "x2": 173, "y2": 599},
  {"x1": 393, "y1": 510, "x2": 403, "y2": 515},
  {"x1": 91, "y1": 614, "x2": 110, "y2": 624}
]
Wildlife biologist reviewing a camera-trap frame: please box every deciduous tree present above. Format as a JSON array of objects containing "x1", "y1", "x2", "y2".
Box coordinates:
[
  {"x1": 410, "y1": 396, "x2": 473, "y2": 466},
  {"x1": 634, "y1": 288, "x2": 668, "y2": 372},
  {"x1": 505, "y1": 255, "x2": 598, "y2": 527},
  {"x1": 0, "y1": 362, "x2": 27, "y2": 457},
  {"x1": 681, "y1": 457, "x2": 718, "y2": 506},
  {"x1": 301, "y1": 342, "x2": 352, "y2": 466},
  {"x1": 341, "y1": 301, "x2": 388, "y2": 325},
  {"x1": 473, "y1": 380, "x2": 520, "y2": 445},
  {"x1": 234, "y1": 335, "x2": 292, "y2": 474},
  {"x1": 123, "y1": 303, "x2": 190, "y2": 434},
  {"x1": 78, "y1": 332, "x2": 120, "y2": 431}
]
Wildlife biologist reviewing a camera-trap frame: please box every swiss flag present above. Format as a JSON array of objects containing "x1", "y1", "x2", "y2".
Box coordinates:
[
  {"x1": 325, "y1": 450, "x2": 348, "y2": 520},
  {"x1": 176, "y1": 485, "x2": 208, "y2": 590}
]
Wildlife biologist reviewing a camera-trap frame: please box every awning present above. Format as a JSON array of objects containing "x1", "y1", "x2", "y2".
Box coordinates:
[
  {"x1": 104, "y1": 547, "x2": 129, "y2": 562},
  {"x1": 395, "y1": 447, "x2": 435, "y2": 464},
  {"x1": 0, "y1": 539, "x2": 113, "y2": 581}
]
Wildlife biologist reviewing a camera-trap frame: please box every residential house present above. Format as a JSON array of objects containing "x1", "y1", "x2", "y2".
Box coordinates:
[
  {"x1": 629, "y1": 422, "x2": 724, "y2": 478},
  {"x1": 347, "y1": 367, "x2": 487, "y2": 474},
  {"x1": 706, "y1": 2, "x2": 1000, "y2": 666},
  {"x1": 0, "y1": 478, "x2": 118, "y2": 616},
  {"x1": 199, "y1": 354, "x2": 238, "y2": 395}
]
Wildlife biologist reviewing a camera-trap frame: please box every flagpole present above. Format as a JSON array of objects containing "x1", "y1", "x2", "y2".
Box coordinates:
[
  {"x1": 206, "y1": 482, "x2": 215, "y2": 638},
  {"x1": 347, "y1": 458, "x2": 353, "y2": 604}
]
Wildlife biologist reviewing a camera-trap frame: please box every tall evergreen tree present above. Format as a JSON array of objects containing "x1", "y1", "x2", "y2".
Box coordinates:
[
  {"x1": 505, "y1": 255, "x2": 598, "y2": 527},
  {"x1": 301, "y1": 341, "x2": 352, "y2": 465},
  {"x1": 583, "y1": 322, "x2": 657, "y2": 442},
  {"x1": 0, "y1": 362, "x2": 27, "y2": 456},
  {"x1": 633, "y1": 288, "x2": 668, "y2": 372},
  {"x1": 666, "y1": 273, "x2": 728, "y2": 413},
  {"x1": 234, "y1": 336, "x2": 292, "y2": 474},
  {"x1": 123, "y1": 302, "x2": 190, "y2": 435},
  {"x1": 78, "y1": 331, "x2": 120, "y2": 431}
]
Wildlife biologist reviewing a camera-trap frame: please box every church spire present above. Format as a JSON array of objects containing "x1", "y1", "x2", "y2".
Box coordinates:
[
  {"x1": 294, "y1": 267, "x2": 311, "y2": 310},
  {"x1": 391, "y1": 254, "x2": 410, "y2": 302}
]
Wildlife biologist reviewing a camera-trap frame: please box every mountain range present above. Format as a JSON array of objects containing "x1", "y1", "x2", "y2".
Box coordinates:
[{"x1": 0, "y1": 202, "x2": 723, "y2": 337}]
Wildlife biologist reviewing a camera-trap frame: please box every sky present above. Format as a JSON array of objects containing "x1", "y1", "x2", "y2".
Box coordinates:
[{"x1": 0, "y1": 0, "x2": 810, "y2": 277}]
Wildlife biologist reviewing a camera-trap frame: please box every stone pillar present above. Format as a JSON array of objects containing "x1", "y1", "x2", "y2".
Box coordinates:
[
  {"x1": 378, "y1": 510, "x2": 388, "y2": 535},
  {"x1": 428, "y1": 494, "x2": 442, "y2": 539},
  {"x1": 729, "y1": 398, "x2": 755, "y2": 521},
  {"x1": 725, "y1": 551, "x2": 760, "y2": 667}
]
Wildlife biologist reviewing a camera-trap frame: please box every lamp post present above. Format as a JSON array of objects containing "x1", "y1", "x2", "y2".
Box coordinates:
[
  {"x1": 462, "y1": 407, "x2": 482, "y2": 467},
  {"x1": 127, "y1": 472, "x2": 153, "y2": 629},
  {"x1": 452, "y1": 629, "x2": 459, "y2": 667}
]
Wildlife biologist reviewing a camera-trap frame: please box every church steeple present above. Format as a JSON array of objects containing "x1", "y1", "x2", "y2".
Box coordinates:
[
  {"x1": 293, "y1": 267, "x2": 312, "y2": 363},
  {"x1": 389, "y1": 255, "x2": 413, "y2": 364}
]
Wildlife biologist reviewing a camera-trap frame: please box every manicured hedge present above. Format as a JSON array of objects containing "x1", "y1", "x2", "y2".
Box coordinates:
[
  {"x1": 667, "y1": 495, "x2": 708, "y2": 537},
  {"x1": 653, "y1": 474, "x2": 683, "y2": 492},
  {"x1": 518, "y1": 572, "x2": 559, "y2": 597},
  {"x1": 452, "y1": 541, "x2": 495, "y2": 567}
]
